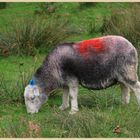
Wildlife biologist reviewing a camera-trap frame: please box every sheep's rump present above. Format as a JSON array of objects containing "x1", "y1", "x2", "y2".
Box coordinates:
[{"x1": 61, "y1": 36, "x2": 137, "y2": 89}]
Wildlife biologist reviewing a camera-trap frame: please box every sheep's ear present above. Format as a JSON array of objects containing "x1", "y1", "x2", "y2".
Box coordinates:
[{"x1": 34, "y1": 88, "x2": 40, "y2": 97}]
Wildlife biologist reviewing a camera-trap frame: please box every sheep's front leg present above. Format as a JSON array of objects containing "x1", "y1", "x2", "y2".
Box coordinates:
[
  {"x1": 120, "y1": 83, "x2": 130, "y2": 104},
  {"x1": 69, "y1": 83, "x2": 79, "y2": 115},
  {"x1": 59, "y1": 88, "x2": 69, "y2": 110}
]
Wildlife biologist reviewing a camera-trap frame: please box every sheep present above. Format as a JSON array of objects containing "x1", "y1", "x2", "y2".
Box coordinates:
[{"x1": 24, "y1": 35, "x2": 140, "y2": 114}]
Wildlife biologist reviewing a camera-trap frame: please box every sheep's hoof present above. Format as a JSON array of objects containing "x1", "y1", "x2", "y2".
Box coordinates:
[
  {"x1": 69, "y1": 109, "x2": 79, "y2": 115},
  {"x1": 59, "y1": 104, "x2": 69, "y2": 111}
]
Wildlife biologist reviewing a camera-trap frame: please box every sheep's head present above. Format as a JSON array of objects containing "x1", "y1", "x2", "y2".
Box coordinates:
[{"x1": 24, "y1": 79, "x2": 47, "y2": 114}]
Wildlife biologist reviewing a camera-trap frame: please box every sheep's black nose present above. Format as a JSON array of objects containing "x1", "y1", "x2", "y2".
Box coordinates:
[{"x1": 31, "y1": 96, "x2": 35, "y2": 100}]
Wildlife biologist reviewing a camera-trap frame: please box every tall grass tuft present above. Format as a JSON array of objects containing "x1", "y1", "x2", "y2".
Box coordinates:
[
  {"x1": 101, "y1": 4, "x2": 140, "y2": 48},
  {"x1": 0, "y1": 17, "x2": 77, "y2": 56}
]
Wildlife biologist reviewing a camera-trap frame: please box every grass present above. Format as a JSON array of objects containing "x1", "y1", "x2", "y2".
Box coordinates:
[
  {"x1": 0, "y1": 3, "x2": 129, "y2": 40},
  {"x1": 101, "y1": 3, "x2": 140, "y2": 48},
  {"x1": 0, "y1": 16, "x2": 78, "y2": 56},
  {"x1": 0, "y1": 2, "x2": 140, "y2": 138},
  {"x1": 1, "y1": 54, "x2": 140, "y2": 138}
]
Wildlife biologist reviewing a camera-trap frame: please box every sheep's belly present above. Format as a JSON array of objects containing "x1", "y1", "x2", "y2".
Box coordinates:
[{"x1": 80, "y1": 78, "x2": 117, "y2": 90}]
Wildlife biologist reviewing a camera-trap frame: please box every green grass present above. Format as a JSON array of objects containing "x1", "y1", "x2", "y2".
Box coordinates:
[
  {"x1": 0, "y1": 3, "x2": 37, "y2": 29},
  {"x1": 0, "y1": 55, "x2": 44, "y2": 81},
  {"x1": 0, "y1": 3, "x2": 130, "y2": 39},
  {"x1": 0, "y1": 2, "x2": 140, "y2": 138},
  {"x1": 0, "y1": 55, "x2": 140, "y2": 138}
]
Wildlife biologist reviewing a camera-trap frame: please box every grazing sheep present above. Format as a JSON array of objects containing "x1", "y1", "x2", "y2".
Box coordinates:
[{"x1": 24, "y1": 35, "x2": 140, "y2": 114}]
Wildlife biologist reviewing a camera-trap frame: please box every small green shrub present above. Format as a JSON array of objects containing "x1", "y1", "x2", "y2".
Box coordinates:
[
  {"x1": 0, "y1": 2, "x2": 7, "y2": 9},
  {"x1": 0, "y1": 17, "x2": 77, "y2": 56}
]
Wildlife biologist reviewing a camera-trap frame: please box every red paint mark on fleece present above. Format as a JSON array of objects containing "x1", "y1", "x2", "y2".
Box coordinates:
[{"x1": 75, "y1": 38, "x2": 104, "y2": 54}]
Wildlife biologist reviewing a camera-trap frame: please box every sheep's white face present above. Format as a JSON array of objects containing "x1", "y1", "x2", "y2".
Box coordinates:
[{"x1": 24, "y1": 85, "x2": 47, "y2": 114}]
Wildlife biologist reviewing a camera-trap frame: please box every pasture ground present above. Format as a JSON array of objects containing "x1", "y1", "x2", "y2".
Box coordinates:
[{"x1": 0, "y1": 3, "x2": 140, "y2": 138}]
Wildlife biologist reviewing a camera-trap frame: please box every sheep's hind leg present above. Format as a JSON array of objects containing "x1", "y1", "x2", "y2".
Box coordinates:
[
  {"x1": 128, "y1": 81, "x2": 140, "y2": 106},
  {"x1": 119, "y1": 63, "x2": 140, "y2": 106}
]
